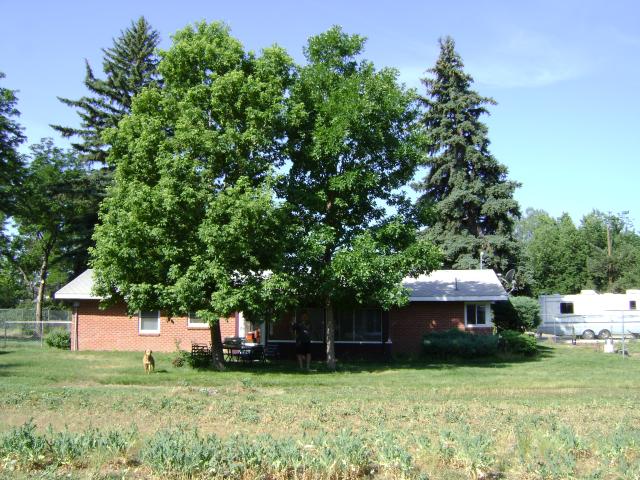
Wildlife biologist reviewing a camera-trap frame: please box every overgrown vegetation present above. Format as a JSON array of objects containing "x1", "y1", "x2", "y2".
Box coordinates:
[{"x1": 0, "y1": 342, "x2": 639, "y2": 478}]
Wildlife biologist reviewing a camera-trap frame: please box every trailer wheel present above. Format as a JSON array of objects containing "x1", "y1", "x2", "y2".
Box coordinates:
[
  {"x1": 582, "y1": 329, "x2": 595, "y2": 340},
  {"x1": 598, "y1": 329, "x2": 611, "y2": 339}
]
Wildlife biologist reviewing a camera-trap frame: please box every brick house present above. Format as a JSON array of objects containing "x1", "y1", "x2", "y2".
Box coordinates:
[{"x1": 54, "y1": 269, "x2": 507, "y2": 357}]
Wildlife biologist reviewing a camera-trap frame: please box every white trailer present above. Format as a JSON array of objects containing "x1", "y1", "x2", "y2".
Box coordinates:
[{"x1": 538, "y1": 290, "x2": 640, "y2": 339}]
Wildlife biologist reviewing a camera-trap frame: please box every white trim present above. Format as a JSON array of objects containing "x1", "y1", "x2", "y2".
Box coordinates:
[
  {"x1": 138, "y1": 311, "x2": 160, "y2": 334},
  {"x1": 410, "y1": 295, "x2": 508, "y2": 302},
  {"x1": 464, "y1": 302, "x2": 492, "y2": 328},
  {"x1": 187, "y1": 312, "x2": 208, "y2": 329},
  {"x1": 54, "y1": 293, "x2": 102, "y2": 300}
]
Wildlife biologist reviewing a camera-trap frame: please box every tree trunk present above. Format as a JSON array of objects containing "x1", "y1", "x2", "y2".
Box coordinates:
[
  {"x1": 35, "y1": 252, "x2": 50, "y2": 324},
  {"x1": 325, "y1": 299, "x2": 336, "y2": 371},
  {"x1": 209, "y1": 320, "x2": 226, "y2": 371}
]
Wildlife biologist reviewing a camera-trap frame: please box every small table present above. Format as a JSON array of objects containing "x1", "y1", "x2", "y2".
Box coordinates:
[{"x1": 223, "y1": 342, "x2": 264, "y2": 363}]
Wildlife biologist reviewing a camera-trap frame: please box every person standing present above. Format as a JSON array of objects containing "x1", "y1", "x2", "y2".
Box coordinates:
[{"x1": 293, "y1": 312, "x2": 312, "y2": 371}]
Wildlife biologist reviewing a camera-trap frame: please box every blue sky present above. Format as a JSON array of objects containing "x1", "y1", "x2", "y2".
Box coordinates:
[{"x1": 1, "y1": 0, "x2": 638, "y2": 227}]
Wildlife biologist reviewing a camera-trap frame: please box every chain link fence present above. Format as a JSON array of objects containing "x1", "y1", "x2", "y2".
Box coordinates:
[{"x1": 1, "y1": 308, "x2": 71, "y2": 347}]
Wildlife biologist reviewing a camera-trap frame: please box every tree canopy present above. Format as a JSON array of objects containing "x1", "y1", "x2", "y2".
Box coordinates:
[
  {"x1": 0, "y1": 71, "x2": 26, "y2": 215},
  {"x1": 416, "y1": 37, "x2": 520, "y2": 273},
  {"x1": 517, "y1": 209, "x2": 640, "y2": 295},
  {"x1": 52, "y1": 17, "x2": 160, "y2": 167},
  {"x1": 280, "y1": 26, "x2": 441, "y2": 369},
  {"x1": 91, "y1": 22, "x2": 295, "y2": 369}
]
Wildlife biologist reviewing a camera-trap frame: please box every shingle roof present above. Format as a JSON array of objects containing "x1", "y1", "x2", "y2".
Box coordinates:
[
  {"x1": 55, "y1": 268, "x2": 508, "y2": 303},
  {"x1": 53, "y1": 269, "x2": 100, "y2": 300},
  {"x1": 403, "y1": 269, "x2": 508, "y2": 302}
]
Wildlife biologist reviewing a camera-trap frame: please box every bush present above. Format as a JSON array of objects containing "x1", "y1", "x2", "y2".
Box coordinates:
[
  {"x1": 423, "y1": 329, "x2": 498, "y2": 358},
  {"x1": 498, "y1": 330, "x2": 538, "y2": 356},
  {"x1": 44, "y1": 329, "x2": 70, "y2": 349},
  {"x1": 492, "y1": 297, "x2": 541, "y2": 332}
]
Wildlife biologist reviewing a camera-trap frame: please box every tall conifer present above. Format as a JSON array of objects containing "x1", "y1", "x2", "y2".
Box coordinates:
[
  {"x1": 416, "y1": 37, "x2": 521, "y2": 272},
  {"x1": 52, "y1": 17, "x2": 160, "y2": 166}
]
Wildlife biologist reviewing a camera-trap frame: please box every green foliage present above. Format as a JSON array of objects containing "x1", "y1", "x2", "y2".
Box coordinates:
[
  {"x1": 44, "y1": 328, "x2": 70, "y2": 349},
  {"x1": 52, "y1": 17, "x2": 160, "y2": 166},
  {"x1": 492, "y1": 296, "x2": 541, "y2": 332},
  {"x1": 91, "y1": 22, "x2": 296, "y2": 368},
  {"x1": 280, "y1": 26, "x2": 440, "y2": 367},
  {"x1": 416, "y1": 37, "x2": 521, "y2": 273},
  {"x1": 0, "y1": 72, "x2": 26, "y2": 216},
  {"x1": 422, "y1": 329, "x2": 498, "y2": 358},
  {"x1": 10, "y1": 139, "x2": 100, "y2": 320},
  {"x1": 518, "y1": 209, "x2": 640, "y2": 295},
  {"x1": 0, "y1": 421, "x2": 137, "y2": 471},
  {"x1": 498, "y1": 330, "x2": 538, "y2": 356}
]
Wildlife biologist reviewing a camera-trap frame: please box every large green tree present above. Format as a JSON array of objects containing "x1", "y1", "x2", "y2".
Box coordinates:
[
  {"x1": 416, "y1": 37, "x2": 520, "y2": 272},
  {"x1": 580, "y1": 211, "x2": 640, "y2": 292},
  {"x1": 0, "y1": 71, "x2": 26, "y2": 215},
  {"x1": 280, "y1": 27, "x2": 441, "y2": 369},
  {"x1": 91, "y1": 22, "x2": 295, "y2": 369},
  {"x1": 52, "y1": 17, "x2": 160, "y2": 167},
  {"x1": 518, "y1": 210, "x2": 588, "y2": 295},
  {"x1": 12, "y1": 139, "x2": 99, "y2": 321}
]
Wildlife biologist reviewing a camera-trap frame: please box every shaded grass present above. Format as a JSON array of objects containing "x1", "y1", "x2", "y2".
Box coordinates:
[{"x1": 1, "y1": 340, "x2": 639, "y2": 478}]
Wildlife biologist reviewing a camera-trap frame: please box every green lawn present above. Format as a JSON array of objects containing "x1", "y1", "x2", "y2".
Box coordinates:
[{"x1": 1, "y1": 340, "x2": 639, "y2": 479}]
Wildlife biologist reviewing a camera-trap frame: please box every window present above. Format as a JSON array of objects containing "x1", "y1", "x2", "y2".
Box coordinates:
[
  {"x1": 560, "y1": 302, "x2": 574, "y2": 314},
  {"x1": 336, "y1": 309, "x2": 382, "y2": 342},
  {"x1": 139, "y1": 311, "x2": 160, "y2": 334},
  {"x1": 631, "y1": 301, "x2": 637, "y2": 310},
  {"x1": 465, "y1": 303, "x2": 489, "y2": 326},
  {"x1": 188, "y1": 312, "x2": 208, "y2": 328},
  {"x1": 269, "y1": 308, "x2": 324, "y2": 341}
]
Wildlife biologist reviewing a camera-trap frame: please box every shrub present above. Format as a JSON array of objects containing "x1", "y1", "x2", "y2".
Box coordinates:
[
  {"x1": 498, "y1": 330, "x2": 538, "y2": 356},
  {"x1": 44, "y1": 329, "x2": 70, "y2": 349},
  {"x1": 423, "y1": 329, "x2": 498, "y2": 358},
  {"x1": 492, "y1": 297, "x2": 541, "y2": 332}
]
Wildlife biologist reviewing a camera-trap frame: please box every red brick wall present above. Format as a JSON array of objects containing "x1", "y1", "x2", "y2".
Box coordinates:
[
  {"x1": 71, "y1": 301, "x2": 237, "y2": 352},
  {"x1": 389, "y1": 302, "x2": 492, "y2": 356}
]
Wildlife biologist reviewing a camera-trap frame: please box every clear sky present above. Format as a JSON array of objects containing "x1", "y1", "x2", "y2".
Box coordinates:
[{"x1": 1, "y1": 0, "x2": 638, "y2": 227}]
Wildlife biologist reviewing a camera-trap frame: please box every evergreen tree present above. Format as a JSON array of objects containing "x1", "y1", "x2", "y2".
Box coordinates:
[
  {"x1": 0, "y1": 71, "x2": 26, "y2": 215},
  {"x1": 52, "y1": 17, "x2": 160, "y2": 166},
  {"x1": 416, "y1": 37, "x2": 521, "y2": 272}
]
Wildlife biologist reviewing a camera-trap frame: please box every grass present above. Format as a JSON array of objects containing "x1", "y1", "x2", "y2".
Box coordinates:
[{"x1": 0, "y1": 339, "x2": 639, "y2": 478}]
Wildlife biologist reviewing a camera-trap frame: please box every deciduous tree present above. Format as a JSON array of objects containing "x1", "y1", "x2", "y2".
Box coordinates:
[
  {"x1": 280, "y1": 27, "x2": 441, "y2": 370},
  {"x1": 12, "y1": 139, "x2": 98, "y2": 321},
  {"x1": 91, "y1": 22, "x2": 294, "y2": 370}
]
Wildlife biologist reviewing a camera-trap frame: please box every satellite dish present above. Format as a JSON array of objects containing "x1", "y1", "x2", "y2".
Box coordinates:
[
  {"x1": 505, "y1": 269, "x2": 515, "y2": 283},
  {"x1": 500, "y1": 269, "x2": 516, "y2": 293}
]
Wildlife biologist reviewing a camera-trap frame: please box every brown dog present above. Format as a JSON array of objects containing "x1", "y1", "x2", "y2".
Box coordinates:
[{"x1": 143, "y1": 349, "x2": 155, "y2": 374}]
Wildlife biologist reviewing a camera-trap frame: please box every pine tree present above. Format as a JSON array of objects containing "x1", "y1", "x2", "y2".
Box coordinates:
[
  {"x1": 0, "y1": 71, "x2": 26, "y2": 215},
  {"x1": 52, "y1": 17, "x2": 160, "y2": 166},
  {"x1": 416, "y1": 36, "x2": 521, "y2": 272}
]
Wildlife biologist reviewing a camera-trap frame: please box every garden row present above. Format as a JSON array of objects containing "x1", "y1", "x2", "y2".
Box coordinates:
[{"x1": 2, "y1": 419, "x2": 639, "y2": 479}]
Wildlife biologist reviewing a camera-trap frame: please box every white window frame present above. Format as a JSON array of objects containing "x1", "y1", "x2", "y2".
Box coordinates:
[
  {"x1": 187, "y1": 312, "x2": 208, "y2": 328},
  {"x1": 139, "y1": 311, "x2": 160, "y2": 334},
  {"x1": 464, "y1": 303, "x2": 492, "y2": 328}
]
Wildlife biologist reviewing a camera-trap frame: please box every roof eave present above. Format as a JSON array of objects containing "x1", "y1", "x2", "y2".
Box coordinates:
[{"x1": 409, "y1": 295, "x2": 509, "y2": 302}]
